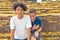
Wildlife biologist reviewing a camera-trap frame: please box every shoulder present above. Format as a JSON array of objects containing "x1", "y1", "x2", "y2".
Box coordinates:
[
  {"x1": 10, "y1": 15, "x2": 17, "y2": 20},
  {"x1": 36, "y1": 16, "x2": 42, "y2": 20},
  {"x1": 24, "y1": 15, "x2": 30, "y2": 19}
]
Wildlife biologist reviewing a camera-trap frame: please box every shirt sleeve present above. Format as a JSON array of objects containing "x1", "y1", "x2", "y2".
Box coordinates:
[
  {"x1": 10, "y1": 17, "x2": 15, "y2": 29},
  {"x1": 39, "y1": 18, "x2": 44, "y2": 27},
  {"x1": 26, "y1": 16, "x2": 32, "y2": 28}
]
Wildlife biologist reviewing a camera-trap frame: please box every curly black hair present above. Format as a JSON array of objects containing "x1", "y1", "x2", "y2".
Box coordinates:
[{"x1": 13, "y1": 2, "x2": 27, "y2": 11}]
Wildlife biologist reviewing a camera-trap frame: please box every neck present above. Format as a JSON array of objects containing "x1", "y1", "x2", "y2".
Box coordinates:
[
  {"x1": 31, "y1": 17, "x2": 36, "y2": 22},
  {"x1": 17, "y1": 15, "x2": 24, "y2": 19},
  {"x1": 31, "y1": 19, "x2": 35, "y2": 22}
]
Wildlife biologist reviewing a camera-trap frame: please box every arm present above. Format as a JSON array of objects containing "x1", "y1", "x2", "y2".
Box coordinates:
[
  {"x1": 36, "y1": 18, "x2": 43, "y2": 32},
  {"x1": 26, "y1": 28, "x2": 31, "y2": 40},
  {"x1": 10, "y1": 29, "x2": 15, "y2": 40},
  {"x1": 31, "y1": 24, "x2": 39, "y2": 31},
  {"x1": 36, "y1": 27, "x2": 42, "y2": 32},
  {"x1": 34, "y1": 27, "x2": 42, "y2": 38},
  {"x1": 10, "y1": 17, "x2": 15, "y2": 40},
  {"x1": 26, "y1": 16, "x2": 32, "y2": 40}
]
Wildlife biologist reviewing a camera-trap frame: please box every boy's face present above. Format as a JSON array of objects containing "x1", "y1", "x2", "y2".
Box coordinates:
[
  {"x1": 15, "y1": 7, "x2": 24, "y2": 16},
  {"x1": 29, "y1": 13, "x2": 36, "y2": 21}
]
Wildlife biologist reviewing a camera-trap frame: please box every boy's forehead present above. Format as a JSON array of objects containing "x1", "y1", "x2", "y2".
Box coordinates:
[
  {"x1": 16, "y1": 6, "x2": 22, "y2": 9},
  {"x1": 16, "y1": 7, "x2": 23, "y2": 10},
  {"x1": 29, "y1": 12, "x2": 36, "y2": 15}
]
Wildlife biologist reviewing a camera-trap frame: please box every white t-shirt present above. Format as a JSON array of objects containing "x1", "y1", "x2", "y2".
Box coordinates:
[{"x1": 10, "y1": 15, "x2": 32, "y2": 39}]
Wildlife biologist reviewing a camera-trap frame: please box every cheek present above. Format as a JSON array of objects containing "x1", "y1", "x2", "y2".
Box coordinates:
[
  {"x1": 20, "y1": 11, "x2": 24, "y2": 13},
  {"x1": 31, "y1": 17, "x2": 34, "y2": 19}
]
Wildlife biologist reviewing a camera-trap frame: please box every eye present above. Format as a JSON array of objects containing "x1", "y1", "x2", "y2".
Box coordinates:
[{"x1": 17, "y1": 9, "x2": 19, "y2": 11}]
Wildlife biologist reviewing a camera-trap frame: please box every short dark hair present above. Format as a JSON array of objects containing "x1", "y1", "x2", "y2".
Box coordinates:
[
  {"x1": 13, "y1": 2, "x2": 27, "y2": 11},
  {"x1": 29, "y1": 9, "x2": 36, "y2": 14}
]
